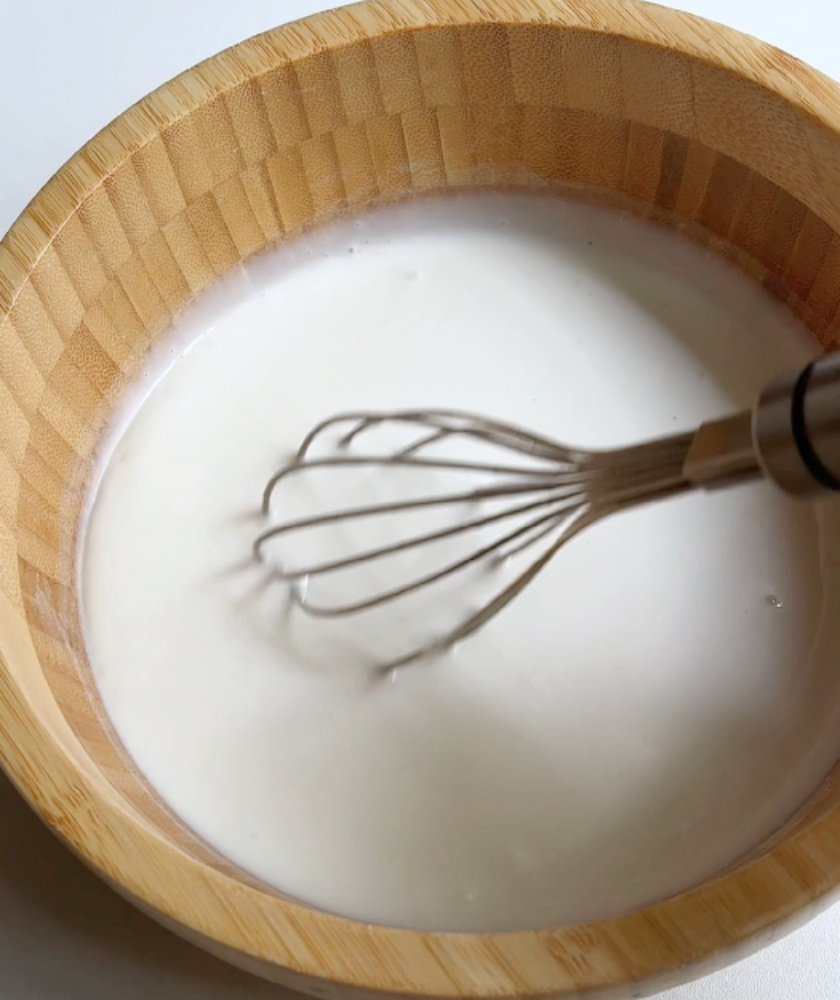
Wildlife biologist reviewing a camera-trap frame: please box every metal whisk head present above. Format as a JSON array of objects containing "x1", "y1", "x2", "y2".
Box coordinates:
[{"x1": 254, "y1": 410, "x2": 697, "y2": 672}]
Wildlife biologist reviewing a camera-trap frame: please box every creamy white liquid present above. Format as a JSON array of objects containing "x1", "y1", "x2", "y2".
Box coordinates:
[{"x1": 83, "y1": 193, "x2": 840, "y2": 933}]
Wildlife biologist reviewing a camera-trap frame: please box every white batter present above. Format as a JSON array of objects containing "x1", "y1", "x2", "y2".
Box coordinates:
[{"x1": 82, "y1": 193, "x2": 840, "y2": 932}]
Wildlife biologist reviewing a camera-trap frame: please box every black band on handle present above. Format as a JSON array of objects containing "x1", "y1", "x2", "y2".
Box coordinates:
[{"x1": 790, "y1": 362, "x2": 840, "y2": 492}]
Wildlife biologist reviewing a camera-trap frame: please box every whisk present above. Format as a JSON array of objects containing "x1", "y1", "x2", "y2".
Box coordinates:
[{"x1": 255, "y1": 354, "x2": 840, "y2": 671}]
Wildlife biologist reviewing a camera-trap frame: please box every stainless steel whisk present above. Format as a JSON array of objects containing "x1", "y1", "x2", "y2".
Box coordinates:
[{"x1": 255, "y1": 354, "x2": 840, "y2": 671}]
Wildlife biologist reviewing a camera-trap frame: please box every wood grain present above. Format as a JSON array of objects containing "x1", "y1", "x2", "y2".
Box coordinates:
[{"x1": 3, "y1": 1, "x2": 840, "y2": 997}]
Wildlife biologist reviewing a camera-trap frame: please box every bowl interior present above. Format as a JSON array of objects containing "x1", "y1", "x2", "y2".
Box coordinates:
[{"x1": 4, "y1": 2, "x2": 840, "y2": 996}]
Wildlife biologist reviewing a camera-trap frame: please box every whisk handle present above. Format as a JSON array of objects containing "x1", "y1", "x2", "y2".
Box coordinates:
[
  {"x1": 753, "y1": 353, "x2": 840, "y2": 497},
  {"x1": 684, "y1": 354, "x2": 840, "y2": 496}
]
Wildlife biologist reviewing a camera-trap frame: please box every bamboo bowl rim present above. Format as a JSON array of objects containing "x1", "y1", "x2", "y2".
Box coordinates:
[{"x1": 4, "y1": 1, "x2": 840, "y2": 997}]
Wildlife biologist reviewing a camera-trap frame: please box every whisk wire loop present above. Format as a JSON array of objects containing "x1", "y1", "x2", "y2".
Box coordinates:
[{"x1": 257, "y1": 409, "x2": 696, "y2": 671}]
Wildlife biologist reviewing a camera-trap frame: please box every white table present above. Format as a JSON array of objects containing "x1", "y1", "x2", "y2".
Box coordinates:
[{"x1": 2, "y1": 1, "x2": 840, "y2": 997}]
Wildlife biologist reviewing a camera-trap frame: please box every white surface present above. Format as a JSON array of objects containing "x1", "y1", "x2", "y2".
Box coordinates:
[
  {"x1": 2, "y1": 0, "x2": 840, "y2": 995},
  {"x1": 83, "y1": 191, "x2": 838, "y2": 934}
]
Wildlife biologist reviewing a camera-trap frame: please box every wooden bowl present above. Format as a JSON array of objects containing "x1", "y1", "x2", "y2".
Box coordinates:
[{"x1": 3, "y1": 1, "x2": 840, "y2": 996}]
